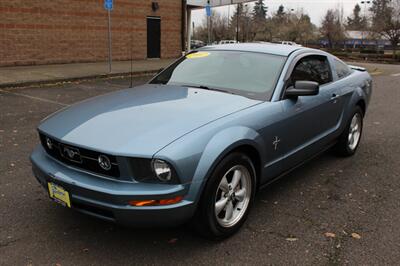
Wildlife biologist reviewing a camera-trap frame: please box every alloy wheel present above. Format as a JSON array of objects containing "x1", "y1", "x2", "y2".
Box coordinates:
[
  {"x1": 348, "y1": 113, "x2": 362, "y2": 150},
  {"x1": 214, "y1": 165, "x2": 252, "y2": 228}
]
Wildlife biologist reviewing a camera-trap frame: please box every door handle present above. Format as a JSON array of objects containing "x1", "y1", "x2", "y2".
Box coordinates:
[
  {"x1": 331, "y1": 93, "x2": 340, "y2": 103},
  {"x1": 331, "y1": 93, "x2": 340, "y2": 99}
]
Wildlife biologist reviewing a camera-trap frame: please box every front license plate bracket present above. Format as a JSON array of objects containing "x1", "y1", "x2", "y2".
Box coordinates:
[{"x1": 47, "y1": 182, "x2": 71, "y2": 208}]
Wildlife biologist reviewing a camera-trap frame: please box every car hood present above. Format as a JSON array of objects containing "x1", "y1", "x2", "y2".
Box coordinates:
[{"x1": 38, "y1": 84, "x2": 261, "y2": 156}]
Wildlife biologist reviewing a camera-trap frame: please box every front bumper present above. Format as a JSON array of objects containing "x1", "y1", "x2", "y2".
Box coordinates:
[{"x1": 30, "y1": 145, "x2": 197, "y2": 226}]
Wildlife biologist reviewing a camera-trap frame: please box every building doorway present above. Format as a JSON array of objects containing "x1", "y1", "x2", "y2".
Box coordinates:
[{"x1": 147, "y1": 17, "x2": 161, "y2": 58}]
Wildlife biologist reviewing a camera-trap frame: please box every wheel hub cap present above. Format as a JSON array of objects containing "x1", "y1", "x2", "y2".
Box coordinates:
[
  {"x1": 348, "y1": 113, "x2": 362, "y2": 150},
  {"x1": 214, "y1": 165, "x2": 251, "y2": 228}
]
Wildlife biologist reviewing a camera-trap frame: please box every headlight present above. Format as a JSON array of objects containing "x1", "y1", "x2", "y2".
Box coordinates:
[
  {"x1": 128, "y1": 158, "x2": 180, "y2": 184},
  {"x1": 152, "y1": 159, "x2": 172, "y2": 182}
]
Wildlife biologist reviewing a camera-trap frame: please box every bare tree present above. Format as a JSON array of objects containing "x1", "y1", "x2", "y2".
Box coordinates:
[
  {"x1": 193, "y1": 10, "x2": 230, "y2": 43},
  {"x1": 264, "y1": 7, "x2": 316, "y2": 44},
  {"x1": 293, "y1": 12, "x2": 317, "y2": 45},
  {"x1": 370, "y1": 0, "x2": 400, "y2": 57},
  {"x1": 210, "y1": 11, "x2": 230, "y2": 42},
  {"x1": 320, "y1": 9, "x2": 346, "y2": 48},
  {"x1": 229, "y1": 4, "x2": 252, "y2": 42},
  {"x1": 194, "y1": 5, "x2": 317, "y2": 45},
  {"x1": 241, "y1": 4, "x2": 252, "y2": 42}
]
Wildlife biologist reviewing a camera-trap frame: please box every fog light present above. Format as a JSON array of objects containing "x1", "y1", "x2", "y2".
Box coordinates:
[
  {"x1": 129, "y1": 196, "x2": 183, "y2": 206},
  {"x1": 152, "y1": 159, "x2": 172, "y2": 181}
]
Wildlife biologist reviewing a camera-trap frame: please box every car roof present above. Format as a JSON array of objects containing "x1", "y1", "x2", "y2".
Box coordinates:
[{"x1": 198, "y1": 43, "x2": 308, "y2": 56}]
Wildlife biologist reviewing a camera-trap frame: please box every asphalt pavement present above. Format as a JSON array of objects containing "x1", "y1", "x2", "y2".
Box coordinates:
[{"x1": 1, "y1": 63, "x2": 400, "y2": 265}]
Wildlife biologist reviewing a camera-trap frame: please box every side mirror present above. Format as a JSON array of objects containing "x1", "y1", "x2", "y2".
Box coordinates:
[{"x1": 285, "y1": 80, "x2": 319, "y2": 98}]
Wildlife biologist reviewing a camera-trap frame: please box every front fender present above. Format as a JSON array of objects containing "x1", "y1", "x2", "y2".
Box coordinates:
[
  {"x1": 194, "y1": 126, "x2": 265, "y2": 182},
  {"x1": 188, "y1": 126, "x2": 265, "y2": 203},
  {"x1": 154, "y1": 125, "x2": 266, "y2": 203}
]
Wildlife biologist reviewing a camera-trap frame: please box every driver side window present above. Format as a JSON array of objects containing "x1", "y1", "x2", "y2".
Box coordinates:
[{"x1": 291, "y1": 56, "x2": 332, "y2": 85}]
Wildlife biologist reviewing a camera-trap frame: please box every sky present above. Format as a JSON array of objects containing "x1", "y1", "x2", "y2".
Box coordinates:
[{"x1": 191, "y1": 0, "x2": 369, "y2": 27}]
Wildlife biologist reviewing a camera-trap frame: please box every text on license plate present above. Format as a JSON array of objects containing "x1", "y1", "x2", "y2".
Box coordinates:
[{"x1": 47, "y1": 182, "x2": 71, "y2": 208}]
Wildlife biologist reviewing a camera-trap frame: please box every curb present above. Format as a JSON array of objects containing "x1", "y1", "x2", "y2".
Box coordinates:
[{"x1": 0, "y1": 69, "x2": 158, "y2": 89}]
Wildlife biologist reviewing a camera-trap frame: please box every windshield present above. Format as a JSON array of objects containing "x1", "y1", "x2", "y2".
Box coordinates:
[{"x1": 150, "y1": 50, "x2": 286, "y2": 100}]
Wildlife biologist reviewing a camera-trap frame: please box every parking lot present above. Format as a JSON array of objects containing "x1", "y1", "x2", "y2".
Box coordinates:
[{"x1": 1, "y1": 62, "x2": 400, "y2": 265}]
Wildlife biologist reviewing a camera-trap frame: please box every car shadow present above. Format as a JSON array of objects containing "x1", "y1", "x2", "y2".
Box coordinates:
[{"x1": 42, "y1": 150, "x2": 344, "y2": 260}]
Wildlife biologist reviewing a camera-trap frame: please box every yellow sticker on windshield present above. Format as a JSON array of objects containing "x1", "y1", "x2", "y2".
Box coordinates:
[{"x1": 186, "y1": 52, "x2": 210, "y2": 59}]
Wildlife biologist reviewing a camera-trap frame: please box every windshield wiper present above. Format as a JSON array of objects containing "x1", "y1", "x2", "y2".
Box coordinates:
[{"x1": 180, "y1": 84, "x2": 235, "y2": 95}]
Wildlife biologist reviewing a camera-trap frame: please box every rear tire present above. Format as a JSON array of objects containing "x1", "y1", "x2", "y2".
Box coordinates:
[
  {"x1": 193, "y1": 152, "x2": 256, "y2": 240},
  {"x1": 334, "y1": 106, "x2": 363, "y2": 157}
]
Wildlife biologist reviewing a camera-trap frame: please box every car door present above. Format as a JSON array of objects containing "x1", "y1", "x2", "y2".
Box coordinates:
[
  {"x1": 317, "y1": 57, "x2": 347, "y2": 139},
  {"x1": 323, "y1": 58, "x2": 353, "y2": 131},
  {"x1": 277, "y1": 55, "x2": 336, "y2": 171}
]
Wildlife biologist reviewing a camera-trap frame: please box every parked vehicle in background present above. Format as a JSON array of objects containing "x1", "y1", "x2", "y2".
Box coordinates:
[
  {"x1": 31, "y1": 43, "x2": 372, "y2": 239},
  {"x1": 280, "y1": 41, "x2": 302, "y2": 46},
  {"x1": 191, "y1": 40, "x2": 205, "y2": 49},
  {"x1": 219, "y1": 40, "x2": 238, "y2": 45}
]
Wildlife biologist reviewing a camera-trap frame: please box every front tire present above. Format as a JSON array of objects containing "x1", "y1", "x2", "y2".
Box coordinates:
[
  {"x1": 194, "y1": 152, "x2": 256, "y2": 240},
  {"x1": 335, "y1": 106, "x2": 364, "y2": 156}
]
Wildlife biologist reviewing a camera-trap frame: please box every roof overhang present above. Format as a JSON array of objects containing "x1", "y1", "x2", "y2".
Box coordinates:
[{"x1": 187, "y1": 0, "x2": 255, "y2": 8}]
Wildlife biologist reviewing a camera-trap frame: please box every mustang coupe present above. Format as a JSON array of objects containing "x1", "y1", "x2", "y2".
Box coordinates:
[{"x1": 31, "y1": 43, "x2": 372, "y2": 239}]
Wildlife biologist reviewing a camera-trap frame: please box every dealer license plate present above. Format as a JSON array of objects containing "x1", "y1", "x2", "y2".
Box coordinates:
[{"x1": 47, "y1": 182, "x2": 71, "y2": 208}]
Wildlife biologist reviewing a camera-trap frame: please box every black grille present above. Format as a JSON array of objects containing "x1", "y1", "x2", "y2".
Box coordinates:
[{"x1": 39, "y1": 133, "x2": 120, "y2": 178}]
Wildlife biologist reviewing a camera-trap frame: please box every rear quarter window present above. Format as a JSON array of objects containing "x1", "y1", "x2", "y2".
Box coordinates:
[{"x1": 334, "y1": 59, "x2": 352, "y2": 79}]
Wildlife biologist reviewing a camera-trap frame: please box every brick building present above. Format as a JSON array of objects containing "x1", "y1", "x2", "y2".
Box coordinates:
[{"x1": 0, "y1": 0, "x2": 184, "y2": 66}]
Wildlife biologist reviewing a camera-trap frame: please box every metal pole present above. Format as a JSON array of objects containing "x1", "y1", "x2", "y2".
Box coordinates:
[
  {"x1": 242, "y1": 4, "x2": 248, "y2": 42},
  {"x1": 187, "y1": 8, "x2": 192, "y2": 51},
  {"x1": 207, "y1": 16, "x2": 210, "y2": 44},
  {"x1": 107, "y1": 9, "x2": 112, "y2": 73},
  {"x1": 236, "y1": 4, "x2": 240, "y2": 42},
  {"x1": 206, "y1": 1, "x2": 211, "y2": 45},
  {"x1": 210, "y1": 16, "x2": 213, "y2": 44},
  {"x1": 129, "y1": 6, "x2": 133, "y2": 88}
]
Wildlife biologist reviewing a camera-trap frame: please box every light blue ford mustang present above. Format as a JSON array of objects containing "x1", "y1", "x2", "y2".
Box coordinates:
[{"x1": 31, "y1": 44, "x2": 372, "y2": 239}]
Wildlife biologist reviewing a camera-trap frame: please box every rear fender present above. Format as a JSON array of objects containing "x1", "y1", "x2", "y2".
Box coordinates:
[{"x1": 340, "y1": 78, "x2": 370, "y2": 132}]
